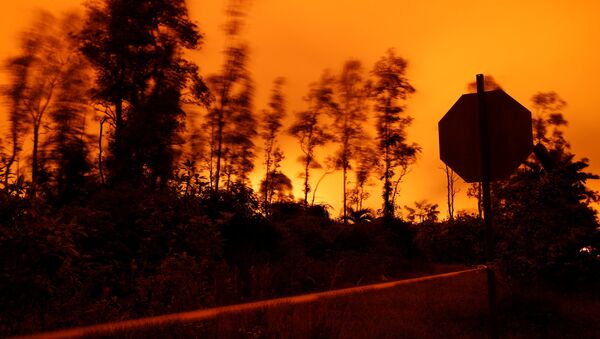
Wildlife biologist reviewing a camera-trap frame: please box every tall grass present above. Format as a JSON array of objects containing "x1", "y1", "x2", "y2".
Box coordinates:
[
  {"x1": 23, "y1": 269, "x2": 489, "y2": 339},
  {"x1": 20, "y1": 267, "x2": 600, "y2": 338}
]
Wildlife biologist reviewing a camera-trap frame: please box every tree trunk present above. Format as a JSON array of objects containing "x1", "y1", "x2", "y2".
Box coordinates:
[
  {"x1": 31, "y1": 123, "x2": 40, "y2": 188},
  {"x1": 311, "y1": 169, "x2": 331, "y2": 206},
  {"x1": 303, "y1": 155, "x2": 310, "y2": 208},
  {"x1": 391, "y1": 168, "x2": 407, "y2": 216},
  {"x1": 358, "y1": 183, "x2": 364, "y2": 211},
  {"x1": 99, "y1": 118, "x2": 105, "y2": 185},
  {"x1": 445, "y1": 165, "x2": 455, "y2": 220},
  {"x1": 4, "y1": 133, "x2": 18, "y2": 189},
  {"x1": 111, "y1": 93, "x2": 124, "y2": 182},
  {"x1": 383, "y1": 117, "x2": 392, "y2": 218},
  {"x1": 381, "y1": 97, "x2": 394, "y2": 219},
  {"x1": 214, "y1": 113, "x2": 224, "y2": 193},
  {"x1": 208, "y1": 124, "x2": 215, "y2": 191},
  {"x1": 383, "y1": 151, "x2": 391, "y2": 217},
  {"x1": 343, "y1": 159, "x2": 348, "y2": 223},
  {"x1": 264, "y1": 146, "x2": 271, "y2": 215}
]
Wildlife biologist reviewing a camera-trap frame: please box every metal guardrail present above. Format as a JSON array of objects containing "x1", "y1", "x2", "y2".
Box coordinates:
[{"x1": 14, "y1": 267, "x2": 486, "y2": 339}]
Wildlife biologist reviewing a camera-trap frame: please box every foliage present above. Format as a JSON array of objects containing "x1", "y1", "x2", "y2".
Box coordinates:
[
  {"x1": 491, "y1": 92, "x2": 598, "y2": 284},
  {"x1": 404, "y1": 200, "x2": 440, "y2": 224},
  {"x1": 288, "y1": 72, "x2": 334, "y2": 207},
  {"x1": 466, "y1": 74, "x2": 502, "y2": 92},
  {"x1": 370, "y1": 49, "x2": 419, "y2": 218},
  {"x1": 205, "y1": 44, "x2": 256, "y2": 190},
  {"x1": 1, "y1": 2, "x2": 599, "y2": 337},
  {"x1": 328, "y1": 60, "x2": 371, "y2": 221},
  {"x1": 413, "y1": 214, "x2": 485, "y2": 264},
  {"x1": 348, "y1": 141, "x2": 378, "y2": 213},
  {"x1": 80, "y1": 0, "x2": 206, "y2": 186},
  {"x1": 3, "y1": 11, "x2": 91, "y2": 191},
  {"x1": 260, "y1": 78, "x2": 287, "y2": 213},
  {"x1": 259, "y1": 171, "x2": 294, "y2": 204},
  {"x1": 531, "y1": 91, "x2": 568, "y2": 149},
  {"x1": 493, "y1": 148, "x2": 599, "y2": 283},
  {"x1": 346, "y1": 207, "x2": 375, "y2": 224},
  {"x1": 204, "y1": 0, "x2": 256, "y2": 193}
]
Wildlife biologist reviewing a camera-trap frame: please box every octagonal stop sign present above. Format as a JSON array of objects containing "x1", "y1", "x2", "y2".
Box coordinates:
[{"x1": 439, "y1": 89, "x2": 533, "y2": 183}]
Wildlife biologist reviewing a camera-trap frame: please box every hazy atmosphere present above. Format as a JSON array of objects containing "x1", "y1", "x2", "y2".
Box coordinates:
[
  {"x1": 1, "y1": 1, "x2": 598, "y2": 337},
  {"x1": 2, "y1": 0, "x2": 599, "y2": 216}
]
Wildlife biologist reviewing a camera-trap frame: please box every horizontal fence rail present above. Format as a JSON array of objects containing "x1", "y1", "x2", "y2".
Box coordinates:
[{"x1": 15, "y1": 267, "x2": 488, "y2": 339}]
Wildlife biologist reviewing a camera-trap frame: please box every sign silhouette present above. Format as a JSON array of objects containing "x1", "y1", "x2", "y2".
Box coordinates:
[
  {"x1": 438, "y1": 89, "x2": 533, "y2": 183},
  {"x1": 440, "y1": 75, "x2": 533, "y2": 339}
]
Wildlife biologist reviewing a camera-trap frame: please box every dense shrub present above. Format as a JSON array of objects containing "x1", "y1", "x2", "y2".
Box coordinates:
[
  {"x1": 492, "y1": 154, "x2": 599, "y2": 285},
  {"x1": 414, "y1": 215, "x2": 484, "y2": 264}
]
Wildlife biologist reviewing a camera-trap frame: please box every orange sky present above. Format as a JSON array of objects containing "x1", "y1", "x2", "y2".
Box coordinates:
[{"x1": 1, "y1": 0, "x2": 599, "y2": 217}]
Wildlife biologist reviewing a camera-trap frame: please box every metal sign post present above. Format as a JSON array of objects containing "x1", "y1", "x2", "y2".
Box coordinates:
[{"x1": 476, "y1": 74, "x2": 498, "y2": 339}]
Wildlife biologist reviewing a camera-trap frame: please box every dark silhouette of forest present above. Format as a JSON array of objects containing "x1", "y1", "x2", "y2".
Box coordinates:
[{"x1": 0, "y1": 0, "x2": 598, "y2": 337}]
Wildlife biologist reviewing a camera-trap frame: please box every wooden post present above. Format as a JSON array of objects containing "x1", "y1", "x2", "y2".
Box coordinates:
[{"x1": 476, "y1": 73, "x2": 498, "y2": 339}]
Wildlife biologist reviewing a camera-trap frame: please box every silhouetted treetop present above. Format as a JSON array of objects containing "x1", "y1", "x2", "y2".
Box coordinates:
[
  {"x1": 80, "y1": 0, "x2": 201, "y2": 104},
  {"x1": 2, "y1": 11, "x2": 93, "y2": 197},
  {"x1": 531, "y1": 91, "x2": 568, "y2": 150},
  {"x1": 80, "y1": 0, "x2": 207, "y2": 186},
  {"x1": 261, "y1": 77, "x2": 287, "y2": 214},
  {"x1": 328, "y1": 60, "x2": 370, "y2": 222},
  {"x1": 466, "y1": 74, "x2": 501, "y2": 92},
  {"x1": 370, "y1": 49, "x2": 418, "y2": 218},
  {"x1": 289, "y1": 72, "x2": 335, "y2": 208}
]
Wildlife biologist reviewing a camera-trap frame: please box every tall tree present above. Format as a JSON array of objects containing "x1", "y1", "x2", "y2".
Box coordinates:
[
  {"x1": 370, "y1": 49, "x2": 419, "y2": 218},
  {"x1": 1, "y1": 47, "x2": 28, "y2": 188},
  {"x1": 444, "y1": 165, "x2": 460, "y2": 220},
  {"x1": 80, "y1": 0, "x2": 205, "y2": 186},
  {"x1": 494, "y1": 136, "x2": 598, "y2": 281},
  {"x1": 289, "y1": 73, "x2": 334, "y2": 208},
  {"x1": 42, "y1": 13, "x2": 93, "y2": 201},
  {"x1": 3, "y1": 11, "x2": 85, "y2": 193},
  {"x1": 206, "y1": 45, "x2": 255, "y2": 191},
  {"x1": 260, "y1": 78, "x2": 286, "y2": 213},
  {"x1": 204, "y1": 0, "x2": 255, "y2": 193},
  {"x1": 329, "y1": 60, "x2": 370, "y2": 222}
]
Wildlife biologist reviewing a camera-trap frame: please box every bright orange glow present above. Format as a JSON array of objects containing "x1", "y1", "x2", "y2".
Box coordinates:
[{"x1": 1, "y1": 0, "x2": 599, "y2": 217}]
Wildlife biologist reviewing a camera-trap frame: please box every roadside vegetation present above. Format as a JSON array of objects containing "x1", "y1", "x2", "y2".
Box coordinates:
[{"x1": 0, "y1": 0, "x2": 598, "y2": 337}]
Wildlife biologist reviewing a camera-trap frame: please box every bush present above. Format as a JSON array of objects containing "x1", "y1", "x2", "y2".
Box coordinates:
[{"x1": 414, "y1": 215, "x2": 484, "y2": 264}]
